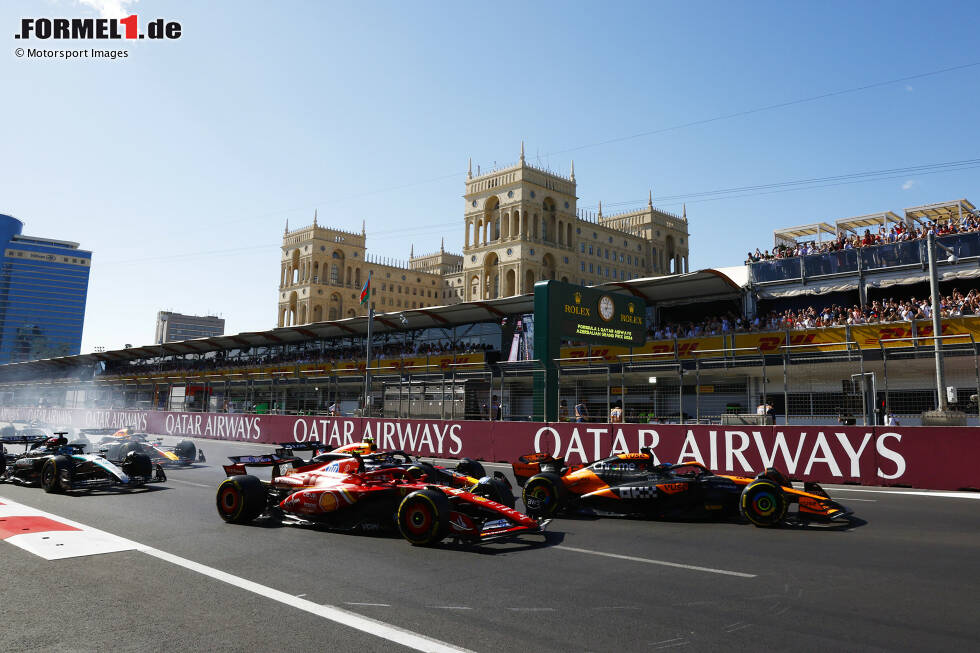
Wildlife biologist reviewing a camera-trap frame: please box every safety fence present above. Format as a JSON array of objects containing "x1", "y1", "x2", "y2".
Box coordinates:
[{"x1": 4, "y1": 341, "x2": 980, "y2": 427}]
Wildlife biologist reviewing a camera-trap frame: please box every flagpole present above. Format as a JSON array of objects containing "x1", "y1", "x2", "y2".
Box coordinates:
[
  {"x1": 362, "y1": 272, "x2": 373, "y2": 415},
  {"x1": 363, "y1": 306, "x2": 374, "y2": 415}
]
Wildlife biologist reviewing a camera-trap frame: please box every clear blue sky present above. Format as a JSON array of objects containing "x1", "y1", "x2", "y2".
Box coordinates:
[{"x1": 2, "y1": 0, "x2": 979, "y2": 352}]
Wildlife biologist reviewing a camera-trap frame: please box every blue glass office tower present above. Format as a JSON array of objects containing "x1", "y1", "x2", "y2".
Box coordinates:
[{"x1": 0, "y1": 214, "x2": 91, "y2": 363}]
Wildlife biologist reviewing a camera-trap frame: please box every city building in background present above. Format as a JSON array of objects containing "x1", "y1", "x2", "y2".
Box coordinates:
[
  {"x1": 155, "y1": 311, "x2": 225, "y2": 343},
  {"x1": 278, "y1": 146, "x2": 690, "y2": 326},
  {"x1": 0, "y1": 213, "x2": 92, "y2": 364}
]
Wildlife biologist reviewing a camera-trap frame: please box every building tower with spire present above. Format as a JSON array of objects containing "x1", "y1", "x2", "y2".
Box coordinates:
[
  {"x1": 460, "y1": 143, "x2": 690, "y2": 302},
  {"x1": 277, "y1": 210, "x2": 463, "y2": 327}
]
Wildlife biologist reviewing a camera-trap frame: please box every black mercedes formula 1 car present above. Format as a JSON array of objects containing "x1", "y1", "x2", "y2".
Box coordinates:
[
  {"x1": 514, "y1": 448, "x2": 853, "y2": 527},
  {"x1": 1, "y1": 434, "x2": 166, "y2": 492}
]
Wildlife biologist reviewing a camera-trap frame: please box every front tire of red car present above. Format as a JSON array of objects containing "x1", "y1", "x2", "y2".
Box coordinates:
[
  {"x1": 216, "y1": 475, "x2": 266, "y2": 523},
  {"x1": 740, "y1": 480, "x2": 788, "y2": 527},
  {"x1": 397, "y1": 489, "x2": 450, "y2": 546},
  {"x1": 522, "y1": 472, "x2": 565, "y2": 518}
]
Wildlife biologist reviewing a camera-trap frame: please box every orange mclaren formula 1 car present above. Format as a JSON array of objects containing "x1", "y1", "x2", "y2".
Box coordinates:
[{"x1": 513, "y1": 449, "x2": 853, "y2": 527}]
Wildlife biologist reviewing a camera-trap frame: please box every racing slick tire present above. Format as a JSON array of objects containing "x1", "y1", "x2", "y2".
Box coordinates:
[
  {"x1": 454, "y1": 458, "x2": 486, "y2": 480},
  {"x1": 122, "y1": 451, "x2": 153, "y2": 481},
  {"x1": 119, "y1": 441, "x2": 142, "y2": 458},
  {"x1": 104, "y1": 443, "x2": 124, "y2": 461},
  {"x1": 405, "y1": 462, "x2": 440, "y2": 483},
  {"x1": 41, "y1": 456, "x2": 73, "y2": 493},
  {"x1": 473, "y1": 476, "x2": 515, "y2": 509},
  {"x1": 216, "y1": 475, "x2": 266, "y2": 524},
  {"x1": 397, "y1": 489, "x2": 450, "y2": 546},
  {"x1": 756, "y1": 467, "x2": 791, "y2": 488},
  {"x1": 522, "y1": 472, "x2": 566, "y2": 518},
  {"x1": 740, "y1": 480, "x2": 788, "y2": 527},
  {"x1": 174, "y1": 440, "x2": 196, "y2": 465}
]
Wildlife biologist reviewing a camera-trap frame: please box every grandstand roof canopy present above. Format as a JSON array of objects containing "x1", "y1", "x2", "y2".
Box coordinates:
[
  {"x1": 835, "y1": 211, "x2": 902, "y2": 234},
  {"x1": 773, "y1": 222, "x2": 835, "y2": 246},
  {"x1": 905, "y1": 198, "x2": 976, "y2": 225},
  {"x1": 0, "y1": 271, "x2": 747, "y2": 372}
]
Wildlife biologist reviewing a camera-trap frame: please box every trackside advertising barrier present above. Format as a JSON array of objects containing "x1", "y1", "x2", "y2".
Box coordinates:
[{"x1": 1, "y1": 407, "x2": 977, "y2": 490}]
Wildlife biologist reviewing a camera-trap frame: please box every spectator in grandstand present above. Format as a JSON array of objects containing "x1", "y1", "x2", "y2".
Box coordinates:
[
  {"x1": 647, "y1": 287, "x2": 980, "y2": 344},
  {"x1": 609, "y1": 400, "x2": 623, "y2": 423},
  {"x1": 558, "y1": 399, "x2": 569, "y2": 421},
  {"x1": 574, "y1": 399, "x2": 589, "y2": 423},
  {"x1": 745, "y1": 211, "x2": 980, "y2": 264},
  {"x1": 490, "y1": 396, "x2": 502, "y2": 421}
]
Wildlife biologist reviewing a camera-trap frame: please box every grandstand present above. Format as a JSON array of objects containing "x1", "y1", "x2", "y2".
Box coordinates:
[{"x1": 3, "y1": 198, "x2": 980, "y2": 426}]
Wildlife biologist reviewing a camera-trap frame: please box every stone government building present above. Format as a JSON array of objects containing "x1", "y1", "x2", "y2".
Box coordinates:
[{"x1": 278, "y1": 145, "x2": 690, "y2": 327}]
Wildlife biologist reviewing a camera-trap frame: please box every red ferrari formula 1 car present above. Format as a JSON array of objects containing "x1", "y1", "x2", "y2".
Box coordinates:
[
  {"x1": 513, "y1": 449, "x2": 853, "y2": 527},
  {"x1": 217, "y1": 452, "x2": 544, "y2": 546}
]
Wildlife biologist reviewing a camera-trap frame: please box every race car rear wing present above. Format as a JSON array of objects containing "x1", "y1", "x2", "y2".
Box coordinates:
[
  {"x1": 1, "y1": 435, "x2": 47, "y2": 445},
  {"x1": 223, "y1": 454, "x2": 298, "y2": 477},
  {"x1": 272, "y1": 442, "x2": 330, "y2": 460}
]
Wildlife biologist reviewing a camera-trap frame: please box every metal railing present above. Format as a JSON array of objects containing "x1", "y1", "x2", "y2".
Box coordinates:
[{"x1": 5, "y1": 341, "x2": 980, "y2": 426}]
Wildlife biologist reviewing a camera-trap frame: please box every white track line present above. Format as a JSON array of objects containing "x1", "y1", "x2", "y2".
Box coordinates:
[
  {"x1": 138, "y1": 545, "x2": 474, "y2": 653},
  {"x1": 1, "y1": 496, "x2": 471, "y2": 653},
  {"x1": 554, "y1": 545, "x2": 757, "y2": 578},
  {"x1": 166, "y1": 478, "x2": 212, "y2": 488},
  {"x1": 830, "y1": 488, "x2": 980, "y2": 500}
]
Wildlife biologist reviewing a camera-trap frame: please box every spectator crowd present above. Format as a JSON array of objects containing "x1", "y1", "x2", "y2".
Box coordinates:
[
  {"x1": 104, "y1": 338, "x2": 493, "y2": 377},
  {"x1": 745, "y1": 213, "x2": 980, "y2": 264},
  {"x1": 650, "y1": 288, "x2": 980, "y2": 339}
]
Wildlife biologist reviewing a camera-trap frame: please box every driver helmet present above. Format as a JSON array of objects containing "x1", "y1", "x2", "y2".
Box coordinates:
[
  {"x1": 45, "y1": 435, "x2": 68, "y2": 448},
  {"x1": 362, "y1": 434, "x2": 377, "y2": 451}
]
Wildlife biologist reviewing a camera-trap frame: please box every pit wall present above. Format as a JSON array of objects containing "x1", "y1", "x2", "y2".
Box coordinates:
[{"x1": 2, "y1": 407, "x2": 977, "y2": 491}]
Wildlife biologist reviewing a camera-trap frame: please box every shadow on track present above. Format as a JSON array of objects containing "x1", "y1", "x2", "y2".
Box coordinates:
[
  {"x1": 226, "y1": 513, "x2": 566, "y2": 553},
  {"x1": 65, "y1": 485, "x2": 172, "y2": 497}
]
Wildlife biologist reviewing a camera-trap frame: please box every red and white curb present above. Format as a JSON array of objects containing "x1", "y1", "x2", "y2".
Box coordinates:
[{"x1": 0, "y1": 497, "x2": 136, "y2": 560}]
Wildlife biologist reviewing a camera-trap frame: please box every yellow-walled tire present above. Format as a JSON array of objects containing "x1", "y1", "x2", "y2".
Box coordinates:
[
  {"x1": 216, "y1": 475, "x2": 266, "y2": 523},
  {"x1": 522, "y1": 472, "x2": 566, "y2": 518},
  {"x1": 397, "y1": 489, "x2": 450, "y2": 546}
]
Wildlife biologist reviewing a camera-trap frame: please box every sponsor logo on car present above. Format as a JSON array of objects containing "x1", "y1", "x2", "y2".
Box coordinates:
[
  {"x1": 657, "y1": 483, "x2": 688, "y2": 494},
  {"x1": 614, "y1": 486, "x2": 656, "y2": 499},
  {"x1": 593, "y1": 461, "x2": 637, "y2": 471}
]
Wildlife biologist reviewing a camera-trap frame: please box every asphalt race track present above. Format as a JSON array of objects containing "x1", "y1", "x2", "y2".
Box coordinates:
[{"x1": 2, "y1": 436, "x2": 978, "y2": 652}]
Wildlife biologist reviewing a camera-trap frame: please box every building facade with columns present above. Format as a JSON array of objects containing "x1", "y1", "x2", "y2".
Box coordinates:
[
  {"x1": 461, "y1": 145, "x2": 689, "y2": 302},
  {"x1": 278, "y1": 215, "x2": 464, "y2": 327},
  {"x1": 278, "y1": 147, "x2": 690, "y2": 326}
]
